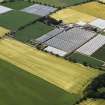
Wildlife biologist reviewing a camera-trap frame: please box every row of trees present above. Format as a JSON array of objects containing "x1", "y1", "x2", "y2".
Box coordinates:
[{"x1": 84, "y1": 73, "x2": 105, "y2": 99}]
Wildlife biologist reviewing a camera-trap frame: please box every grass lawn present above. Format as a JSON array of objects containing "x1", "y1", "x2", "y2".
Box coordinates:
[
  {"x1": 0, "y1": 58, "x2": 79, "y2": 105},
  {"x1": 71, "y1": 2, "x2": 105, "y2": 19},
  {"x1": 0, "y1": 11, "x2": 39, "y2": 30},
  {"x1": 0, "y1": 38, "x2": 101, "y2": 95},
  {"x1": 92, "y1": 44, "x2": 105, "y2": 62},
  {"x1": 32, "y1": 0, "x2": 93, "y2": 7},
  {"x1": 15, "y1": 22, "x2": 54, "y2": 43},
  {"x1": 0, "y1": 1, "x2": 34, "y2": 10},
  {"x1": 70, "y1": 52, "x2": 104, "y2": 69}
]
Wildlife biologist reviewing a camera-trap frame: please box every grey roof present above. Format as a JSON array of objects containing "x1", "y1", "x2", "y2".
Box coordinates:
[
  {"x1": 36, "y1": 28, "x2": 64, "y2": 43},
  {"x1": 44, "y1": 27, "x2": 96, "y2": 53},
  {"x1": 21, "y1": 4, "x2": 57, "y2": 16}
]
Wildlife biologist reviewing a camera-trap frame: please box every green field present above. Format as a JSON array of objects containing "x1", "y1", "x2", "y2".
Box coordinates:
[
  {"x1": 15, "y1": 22, "x2": 54, "y2": 43},
  {"x1": 0, "y1": 58, "x2": 79, "y2": 105},
  {"x1": 92, "y1": 45, "x2": 105, "y2": 62},
  {"x1": 70, "y1": 52, "x2": 104, "y2": 69},
  {"x1": 31, "y1": 0, "x2": 92, "y2": 7},
  {"x1": 1, "y1": 1, "x2": 33, "y2": 10},
  {"x1": 0, "y1": 11, "x2": 39, "y2": 30}
]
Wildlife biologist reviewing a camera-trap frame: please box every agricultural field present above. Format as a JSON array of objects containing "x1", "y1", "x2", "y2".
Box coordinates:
[
  {"x1": 0, "y1": 58, "x2": 79, "y2": 105},
  {"x1": 0, "y1": 1, "x2": 33, "y2": 10},
  {"x1": 71, "y1": 1, "x2": 105, "y2": 19},
  {"x1": 0, "y1": 0, "x2": 105, "y2": 105},
  {"x1": 92, "y1": 44, "x2": 105, "y2": 62},
  {"x1": 50, "y1": 8, "x2": 96, "y2": 24},
  {"x1": 0, "y1": 26, "x2": 10, "y2": 37},
  {"x1": 70, "y1": 52, "x2": 104, "y2": 68},
  {"x1": 30, "y1": 0, "x2": 93, "y2": 8},
  {"x1": 0, "y1": 11, "x2": 39, "y2": 30},
  {"x1": 78, "y1": 99, "x2": 105, "y2": 105},
  {"x1": 15, "y1": 22, "x2": 54, "y2": 43},
  {"x1": 0, "y1": 38, "x2": 101, "y2": 95}
]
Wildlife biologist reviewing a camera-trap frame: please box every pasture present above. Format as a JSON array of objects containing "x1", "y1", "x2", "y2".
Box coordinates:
[
  {"x1": 71, "y1": 2, "x2": 105, "y2": 19},
  {"x1": 0, "y1": 26, "x2": 10, "y2": 37},
  {"x1": 92, "y1": 44, "x2": 105, "y2": 62},
  {"x1": 0, "y1": 11, "x2": 39, "y2": 30},
  {"x1": 1, "y1": 1, "x2": 33, "y2": 10},
  {"x1": 0, "y1": 59, "x2": 79, "y2": 105},
  {"x1": 0, "y1": 38, "x2": 101, "y2": 95},
  {"x1": 15, "y1": 22, "x2": 54, "y2": 43},
  {"x1": 78, "y1": 99, "x2": 105, "y2": 105},
  {"x1": 31, "y1": 0, "x2": 93, "y2": 7},
  {"x1": 51, "y1": 8, "x2": 96, "y2": 24}
]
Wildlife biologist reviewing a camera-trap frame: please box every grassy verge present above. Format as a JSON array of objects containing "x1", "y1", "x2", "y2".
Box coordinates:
[{"x1": 70, "y1": 52, "x2": 104, "y2": 69}]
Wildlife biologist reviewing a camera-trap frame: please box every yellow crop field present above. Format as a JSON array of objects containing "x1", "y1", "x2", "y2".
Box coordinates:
[
  {"x1": 0, "y1": 38, "x2": 101, "y2": 94},
  {"x1": 50, "y1": 8, "x2": 96, "y2": 24},
  {"x1": 71, "y1": 2, "x2": 105, "y2": 19},
  {"x1": 0, "y1": 26, "x2": 10, "y2": 38},
  {"x1": 79, "y1": 99, "x2": 105, "y2": 105}
]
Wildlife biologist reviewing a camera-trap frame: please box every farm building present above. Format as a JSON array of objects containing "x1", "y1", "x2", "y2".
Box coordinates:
[
  {"x1": 89, "y1": 19, "x2": 105, "y2": 29},
  {"x1": 37, "y1": 27, "x2": 96, "y2": 56},
  {"x1": 21, "y1": 4, "x2": 57, "y2": 16},
  {"x1": 0, "y1": 5, "x2": 13, "y2": 14},
  {"x1": 77, "y1": 35, "x2": 105, "y2": 55},
  {"x1": 0, "y1": 0, "x2": 105, "y2": 105},
  {"x1": 36, "y1": 28, "x2": 64, "y2": 43},
  {"x1": 44, "y1": 46, "x2": 67, "y2": 56}
]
